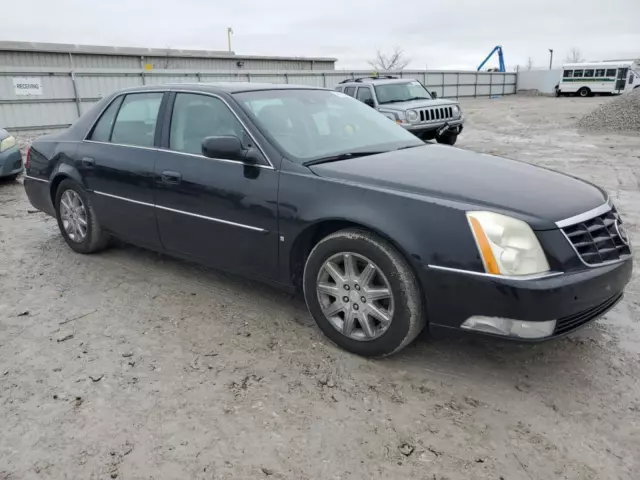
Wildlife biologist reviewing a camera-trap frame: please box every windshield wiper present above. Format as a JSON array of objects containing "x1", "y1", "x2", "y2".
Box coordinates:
[
  {"x1": 378, "y1": 99, "x2": 409, "y2": 104},
  {"x1": 303, "y1": 151, "x2": 385, "y2": 167},
  {"x1": 404, "y1": 96, "x2": 432, "y2": 101}
]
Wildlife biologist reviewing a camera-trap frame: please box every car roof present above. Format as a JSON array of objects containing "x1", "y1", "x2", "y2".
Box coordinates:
[
  {"x1": 341, "y1": 77, "x2": 416, "y2": 86},
  {"x1": 115, "y1": 82, "x2": 328, "y2": 95}
]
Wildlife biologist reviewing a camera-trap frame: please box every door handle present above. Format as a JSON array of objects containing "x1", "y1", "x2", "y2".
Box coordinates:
[
  {"x1": 82, "y1": 157, "x2": 95, "y2": 168},
  {"x1": 161, "y1": 170, "x2": 182, "y2": 184}
]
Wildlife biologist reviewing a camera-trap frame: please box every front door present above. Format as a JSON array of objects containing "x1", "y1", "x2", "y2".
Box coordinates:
[
  {"x1": 78, "y1": 91, "x2": 165, "y2": 248},
  {"x1": 616, "y1": 68, "x2": 628, "y2": 91},
  {"x1": 153, "y1": 92, "x2": 279, "y2": 280}
]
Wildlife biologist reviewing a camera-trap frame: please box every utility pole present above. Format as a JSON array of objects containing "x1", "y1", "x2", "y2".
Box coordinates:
[
  {"x1": 548, "y1": 49, "x2": 554, "y2": 70},
  {"x1": 227, "y1": 27, "x2": 234, "y2": 52}
]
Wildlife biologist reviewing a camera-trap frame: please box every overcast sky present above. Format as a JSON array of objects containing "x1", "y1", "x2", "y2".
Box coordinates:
[{"x1": 2, "y1": 0, "x2": 639, "y2": 70}]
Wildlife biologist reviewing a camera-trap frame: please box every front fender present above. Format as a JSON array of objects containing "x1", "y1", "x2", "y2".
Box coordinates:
[{"x1": 278, "y1": 170, "x2": 484, "y2": 284}]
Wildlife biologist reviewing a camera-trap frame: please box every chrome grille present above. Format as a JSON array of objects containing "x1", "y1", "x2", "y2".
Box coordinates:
[
  {"x1": 562, "y1": 206, "x2": 631, "y2": 266},
  {"x1": 419, "y1": 106, "x2": 454, "y2": 123}
]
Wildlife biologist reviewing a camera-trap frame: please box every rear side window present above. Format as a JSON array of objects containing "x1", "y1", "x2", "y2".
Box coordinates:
[
  {"x1": 89, "y1": 96, "x2": 124, "y2": 142},
  {"x1": 344, "y1": 86, "x2": 356, "y2": 97},
  {"x1": 110, "y1": 93, "x2": 163, "y2": 147},
  {"x1": 595, "y1": 69, "x2": 605, "y2": 77},
  {"x1": 584, "y1": 69, "x2": 594, "y2": 78},
  {"x1": 606, "y1": 69, "x2": 617, "y2": 77},
  {"x1": 573, "y1": 70, "x2": 584, "y2": 78},
  {"x1": 563, "y1": 70, "x2": 573, "y2": 78}
]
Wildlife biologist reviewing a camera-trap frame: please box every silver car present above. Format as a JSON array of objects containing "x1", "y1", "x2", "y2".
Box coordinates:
[
  {"x1": 0, "y1": 128, "x2": 23, "y2": 181},
  {"x1": 336, "y1": 76, "x2": 464, "y2": 145}
]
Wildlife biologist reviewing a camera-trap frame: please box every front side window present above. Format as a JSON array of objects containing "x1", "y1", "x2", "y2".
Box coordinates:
[
  {"x1": 595, "y1": 69, "x2": 605, "y2": 77},
  {"x1": 110, "y1": 93, "x2": 163, "y2": 147},
  {"x1": 236, "y1": 89, "x2": 422, "y2": 163},
  {"x1": 563, "y1": 70, "x2": 573, "y2": 78},
  {"x1": 584, "y1": 69, "x2": 595, "y2": 78},
  {"x1": 169, "y1": 93, "x2": 245, "y2": 156},
  {"x1": 374, "y1": 81, "x2": 432, "y2": 105},
  {"x1": 343, "y1": 86, "x2": 356, "y2": 97},
  {"x1": 356, "y1": 87, "x2": 374, "y2": 103},
  {"x1": 89, "y1": 96, "x2": 124, "y2": 142},
  {"x1": 573, "y1": 70, "x2": 584, "y2": 78},
  {"x1": 606, "y1": 69, "x2": 617, "y2": 77}
]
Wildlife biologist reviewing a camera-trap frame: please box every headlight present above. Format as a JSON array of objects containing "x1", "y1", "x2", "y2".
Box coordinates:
[
  {"x1": 466, "y1": 211, "x2": 550, "y2": 276},
  {"x1": 405, "y1": 109, "x2": 419, "y2": 122},
  {"x1": 0, "y1": 135, "x2": 16, "y2": 153},
  {"x1": 452, "y1": 105, "x2": 461, "y2": 117}
]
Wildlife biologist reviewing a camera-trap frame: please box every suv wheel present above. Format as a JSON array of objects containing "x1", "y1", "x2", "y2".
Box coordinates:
[
  {"x1": 436, "y1": 132, "x2": 458, "y2": 146},
  {"x1": 303, "y1": 229, "x2": 426, "y2": 357},
  {"x1": 54, "y1": 179, "x2": 110, "y2": 254}
]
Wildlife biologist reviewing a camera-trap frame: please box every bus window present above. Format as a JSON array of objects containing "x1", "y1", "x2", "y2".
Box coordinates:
[
  {"x1": 595, "y1": 69, "x2": 605, "y2": 77},
  {"x1": 584, "y1": 69, "x2": 594, "y2": 78},
  {"x1": 573, "y1": 70, "x2": 584, "y2": 78},
  {"x1": 606, "y1": 69, "x2": 617, "y2": 77},
  {"x1": 563, "y1": 70, "x2": 573, "y2": 78}
]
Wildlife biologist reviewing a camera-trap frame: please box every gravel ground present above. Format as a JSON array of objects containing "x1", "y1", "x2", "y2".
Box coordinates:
[
  {"x1": 1, "y1": 95, "x2": 640, "y2": 480},
  {"x1": 577, "y1": 89, "x2": 640, "y2": 132}
]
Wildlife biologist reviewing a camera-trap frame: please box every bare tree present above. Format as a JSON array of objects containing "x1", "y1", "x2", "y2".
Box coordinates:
[
  {"x1": 368, "y1": 47, "x2": 410, "y2": 72},
  {"x1": 526, "y1": 57, "x2": 533, "y2": 71},
  {"x1": 565, "y1": 47, "x2": 585, "y2": 63}
]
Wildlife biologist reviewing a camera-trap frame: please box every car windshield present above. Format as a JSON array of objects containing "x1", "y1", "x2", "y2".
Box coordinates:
[
  {"x1": 235, "y1": 89, "x2": 423, "y2": 163},
  {"x1": 375, "y1": 81, "x2": 433, "y2": 104}
]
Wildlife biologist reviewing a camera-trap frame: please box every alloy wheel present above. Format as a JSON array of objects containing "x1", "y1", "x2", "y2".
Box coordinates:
[
  {"x1": 60, "y1": 190, "x2": 88, "y2": 243},
  {"x1": 316, "y1": 252, "x2": 395, "y2": 341}
]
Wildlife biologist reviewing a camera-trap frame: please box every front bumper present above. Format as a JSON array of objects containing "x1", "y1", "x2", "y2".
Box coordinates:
[
  {"x1": 403, "y1": 118, "x2": 464, "y2": 136},
  {"x1": 421, "y1": 257, "x2": 632, "y2": 341},
  {"x1": 0, "y1": 145, "x2": 24, "y2": 178}
]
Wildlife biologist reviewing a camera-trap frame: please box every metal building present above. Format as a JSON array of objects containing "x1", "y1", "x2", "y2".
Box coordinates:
[{"x1": 0, "y1": 41, "x2": 337, "y2": 71}]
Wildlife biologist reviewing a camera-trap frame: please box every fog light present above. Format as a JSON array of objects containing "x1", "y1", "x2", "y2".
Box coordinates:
[{"x1": 461, "y1": 316, "x2": 556, "y2": 339}]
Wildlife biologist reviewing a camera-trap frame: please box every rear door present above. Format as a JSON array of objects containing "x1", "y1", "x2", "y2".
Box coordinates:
[
  {"x1": 77, "y1": 91, "x2": 166, "y2": 248},
  {"x1": 616, "y1": 68, "x2": 628, "y2": 91}
]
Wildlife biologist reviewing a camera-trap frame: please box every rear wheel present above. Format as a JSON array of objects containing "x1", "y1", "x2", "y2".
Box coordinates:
[
  {"x1": 303, "y1": 229, "x2": 426, "y2": 357},
  {"x1": 54, "y1": 179, "x2": 110, "y2": 254},
  {"x1": 578, "y1": 87, "x2": 591, "y2": 97}
]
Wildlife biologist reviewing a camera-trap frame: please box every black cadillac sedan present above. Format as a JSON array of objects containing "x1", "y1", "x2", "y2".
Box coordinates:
[{"x1": 24, "y1": 83, "x2": 633, "y2": 357}]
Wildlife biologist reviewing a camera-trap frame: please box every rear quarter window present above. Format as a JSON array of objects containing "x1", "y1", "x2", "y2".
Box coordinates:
[{"x1": 344, "y1": 86, "x2": 356, "y2": 97}]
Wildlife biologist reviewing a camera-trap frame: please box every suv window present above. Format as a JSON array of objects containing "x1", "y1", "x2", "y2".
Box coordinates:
[
  {"x1": 606, "y1": 69, "x2": 617, "y2": 77},
  {"x1": 344, "y1": 86, "x2": 356, "y2": 97},
  {"x1": 169, "y1": 93, "x2": 245, "y2": 156},
  {"x1": 374, "y1": 81, "x2": 432, "y2": 105},
  {"x1": 356, "y1": 87, "x2": 374, "y2": 104},
  {"x1": 563, "y1": 70, "x2": 573, "y2": 78},
  {"x1": 584, "y1": 69, "x2": 595, "y2": 78},
  {"x1": 110, "y1": 93, "x2": 163, "y2": 147},
  {"x1": 90, "y1": 96, "x2": 124, "y2": 142}
]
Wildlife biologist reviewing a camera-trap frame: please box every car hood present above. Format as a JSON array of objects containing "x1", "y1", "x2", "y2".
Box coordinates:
[
  {"x1": 308, "y1": 145, "x2": 607, "y2": 230},
  {"x1": 379, "y1": 98, "x2": 458, "y2": 112}
]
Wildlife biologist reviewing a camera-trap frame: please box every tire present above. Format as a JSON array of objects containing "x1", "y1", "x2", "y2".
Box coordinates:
[
  {"x1": 578, "y1": 87, "x2": 591, "y2": 97},
  {"x1": 54, "y1": 179, "x2": 110, "y2": 254},
  {"x1": 303, "y1": 229, "x2": 426, "y2": 357},
  {"x1": 436, "y1": 133, "x2": 457, "y2": 145}
]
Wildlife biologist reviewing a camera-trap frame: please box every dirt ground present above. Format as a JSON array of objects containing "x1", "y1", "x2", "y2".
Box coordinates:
[{"x1": 1, "y1": 95, "x2": 640, "y2": 480}]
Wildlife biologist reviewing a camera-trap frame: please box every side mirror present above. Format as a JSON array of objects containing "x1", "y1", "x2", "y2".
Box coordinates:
[
  {"x1": 202, "y1": 136, "x2": 247, "y2": 161},
  {"x1": 431, "y1": 91, "x2": 438, "y2": 99},
  {"x1": 364, "y1": 98, "x2": 375, "y2": 108}
]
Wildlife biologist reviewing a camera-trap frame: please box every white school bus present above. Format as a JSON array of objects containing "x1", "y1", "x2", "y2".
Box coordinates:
[{"x1": 555, "y1": 61, "x2": 640, "y2": 97}]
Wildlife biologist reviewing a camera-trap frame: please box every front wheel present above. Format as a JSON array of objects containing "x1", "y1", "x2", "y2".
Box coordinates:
[
  {"x1": 303, "y1": 229, "x2": 426, "y2": 357},
  {"x1": 436, "y1": 132, "x2": 458, "y2": 145},
  {"x1": 54, "y1": 179, "x2": 110, "y2": 254}
]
